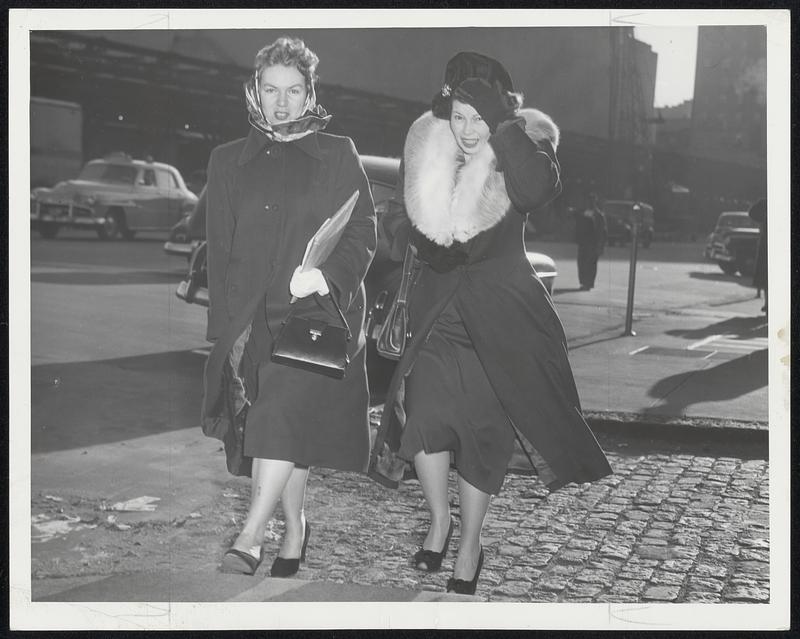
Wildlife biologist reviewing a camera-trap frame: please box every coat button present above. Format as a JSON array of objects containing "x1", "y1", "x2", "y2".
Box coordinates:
[{"x1": 264, "y1": 204, "x2": 270, "y2": 211}]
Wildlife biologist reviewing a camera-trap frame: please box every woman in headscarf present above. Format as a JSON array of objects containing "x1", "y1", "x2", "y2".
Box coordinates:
[
  {"x1": 369, "y1": 52, "x2": 612, "y2": 595},
  {"x1": 201, "y1": 36, "x2": 376, "y2": 576}
]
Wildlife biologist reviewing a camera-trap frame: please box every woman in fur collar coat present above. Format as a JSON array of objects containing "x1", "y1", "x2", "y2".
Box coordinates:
[{"x1": 368, "y1": 52, "x2": 612, "y2": 595}]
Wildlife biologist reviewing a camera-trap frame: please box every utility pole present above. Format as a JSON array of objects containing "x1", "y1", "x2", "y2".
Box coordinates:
[{"x1": 622, "y1": 203, "x2": 642, "y2": 336}]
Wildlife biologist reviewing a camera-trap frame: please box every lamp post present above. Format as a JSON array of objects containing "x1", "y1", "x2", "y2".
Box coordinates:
[{"x1": 622, "y1": 203, "x2": 641, "y2": 336}]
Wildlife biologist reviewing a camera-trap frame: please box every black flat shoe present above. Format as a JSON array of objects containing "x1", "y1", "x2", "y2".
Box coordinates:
[
  {"x1": 413, "y1": 517, "x2": 455, "y2": 573},
  {"x1": 446, "y1": 546, "x2": 484, "y2": 595},
  {"x1": 270, "y1": 521, "x2": 311, "y2": 578},
  {"x1": 221, "y1": 547, "x2": 263, "y2": 576}
]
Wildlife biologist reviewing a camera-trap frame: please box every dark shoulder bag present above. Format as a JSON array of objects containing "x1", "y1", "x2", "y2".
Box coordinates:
[
  {"x1": 376, "y1": 244, "x2": 420, "y2": 360},
  {"x1": 271, "y1": 293, "x2": 352, "y2": 379}
]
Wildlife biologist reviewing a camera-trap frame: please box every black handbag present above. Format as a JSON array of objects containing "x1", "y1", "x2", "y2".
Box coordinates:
[
  {"x1": 271, "y1": 293, "x2": 352, "y2": 379},
  {"x1": 376, "y1": 244, "x2": 420, "y2": 360}
]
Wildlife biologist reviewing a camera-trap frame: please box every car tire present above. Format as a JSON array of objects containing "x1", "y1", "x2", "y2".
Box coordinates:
[
  {"x1": 121, "y1": 228, "x2": 137, "y2": 241},
  {"x1": 39, "y1": 223, "x2": 60, "y2": 239},
  {"x1": 97, "y1": 210, "x2": 124, "y2": 240},
  {"x1": 719, "y1": 262, "x2": 737, "y2": 275}
]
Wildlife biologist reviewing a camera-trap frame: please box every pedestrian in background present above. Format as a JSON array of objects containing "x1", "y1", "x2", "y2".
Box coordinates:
[
  {"x1": 368, "y1": 52, "x2": 612, "y2": 595},
  {"x1": 575, "y1": 191, "x2": 607, "y2": 290},
  {"x1": 748, "y1": 197, "x2": 767, "y2": 314},
  {"x1": 201, "y1": 37, "x2": 376, "y2": 576}
]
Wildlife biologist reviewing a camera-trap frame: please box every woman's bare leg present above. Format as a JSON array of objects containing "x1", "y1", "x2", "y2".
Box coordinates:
[
  {"x1": 413, "y1": 450, "x2": 452, "y2": 565},
  {"x1": 276, "y1": 466, "x2": 310, "y2": 558},
  {"x1": 454, "y1": 474, "x2": 491, "y2": 580},
  {"x1": 231, "y1": 457, "x2": 295, "y2": 556}
]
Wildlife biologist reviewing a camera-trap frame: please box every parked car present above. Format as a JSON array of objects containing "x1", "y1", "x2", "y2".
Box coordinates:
[
  {"x1": 171, "y1": 155, "x2": 559, "y2": 398},
  {"x1": 30, "y1": 152, "x2": 198, "y2": 240},
  {"x1": 603, "y1": 200, "x2": 655, "y2": 248},
  {"x1": 703, "y1": 210, "x2": 760, "y2": 275}
]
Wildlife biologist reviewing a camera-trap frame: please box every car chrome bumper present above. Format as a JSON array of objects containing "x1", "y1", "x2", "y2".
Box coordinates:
[
  {"x1": 31, "y1": 214, "x2": 106, "y2": 226},
  {"x1": 176, "y1": 280, "x2": 209, "y2": 307},
  {"x1": 164, "y1": 241, "x2": 195, "y2": 257},
  {"x1": 708, "y1": 249, "x2": 735, "y2": 262}
]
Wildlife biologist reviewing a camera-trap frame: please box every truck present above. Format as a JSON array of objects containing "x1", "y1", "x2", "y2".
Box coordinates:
[{"x1": 30, "y1": 96, "x2": 83, "y2": 188}]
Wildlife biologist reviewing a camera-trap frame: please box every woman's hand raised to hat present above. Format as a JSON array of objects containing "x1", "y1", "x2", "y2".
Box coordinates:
[{"x1": 454, "y1": 78, "x2": 510, "y2": 133}]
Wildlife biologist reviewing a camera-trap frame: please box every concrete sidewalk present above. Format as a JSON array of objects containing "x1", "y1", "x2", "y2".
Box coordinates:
[{"x1": 33, "y1": 570, "x2": 480, "y2": 602}]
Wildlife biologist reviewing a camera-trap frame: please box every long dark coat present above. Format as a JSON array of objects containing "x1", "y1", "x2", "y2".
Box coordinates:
[
  {"x1": 200, "y1": 128, "x2": 376, "y2": 475},
  {"x1": 368, "y1": 109, "x2": 612, "y2": 492}
]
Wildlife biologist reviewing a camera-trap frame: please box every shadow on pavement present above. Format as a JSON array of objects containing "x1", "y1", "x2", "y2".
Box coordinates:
[
  {"x1": 688, "y1": 270, "x2": 755, "y2": 288},
  {"x1": 35, "y1": 236, "x2": 167, "y2": 245},
  {"x1": 666, "y1": 315, "x2": 768, "y2": 340},
  {"x1": 32, "y1": 350, "x2": 205, "y2": 453},
  {"x1": 644, "y1": 349, "x2": 767, "y2": 417},
  {"x1": 32, "y1": 270, "x2": 182, "y2": 286},
  {"x1": 569, "y1": 333, "x2": 626, "y2": 351},
  {"x1": 551, "y1": 287, "x2": 587, "y2": 296},
  {"x1": 32, "y1": 348, "x2": 395, "y2": 453}
]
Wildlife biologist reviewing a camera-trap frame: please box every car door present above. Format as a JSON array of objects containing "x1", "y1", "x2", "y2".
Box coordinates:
[
  {"x1": 125, "y1": 167, "x2": 160, "y2": 229},
  {"x1": 154, "y1": 167, "x2": 184, "y2": 229}
]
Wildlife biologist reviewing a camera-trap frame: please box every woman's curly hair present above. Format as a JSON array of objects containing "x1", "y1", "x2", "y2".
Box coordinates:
[{"x1": 254, "y1": 37, "x2": 319, "y2": 92}]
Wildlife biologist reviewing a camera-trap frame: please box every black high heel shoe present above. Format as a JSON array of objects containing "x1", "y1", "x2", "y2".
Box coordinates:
[
  {"x1": 270, "y1": 521, "x2": 311, "y2": 578},
  {"x1": 413, "y1": 517, "x2": 455, "y2": 573},
  {"x1": 221, "y1": 546, "x2": 263, "y2": 576},
  {"x1": 446, "y1": 546, "x2": 484, "y2": 595}
]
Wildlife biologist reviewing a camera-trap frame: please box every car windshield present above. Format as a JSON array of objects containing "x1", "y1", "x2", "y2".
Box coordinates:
[
  {"x1": 79, "y1": 162, "x2": 138, "y2": 184},
  {"x1": 718, "y1": 214, "x2": 757, "y2": 229}
]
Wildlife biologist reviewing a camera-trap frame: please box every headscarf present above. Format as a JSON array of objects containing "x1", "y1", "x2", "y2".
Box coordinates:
[{"x1": 244, "y1": 70, "x2": 332, "y2": 143}]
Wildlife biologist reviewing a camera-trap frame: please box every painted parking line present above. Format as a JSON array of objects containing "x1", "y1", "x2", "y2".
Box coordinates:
[{"x1": 688, "y1": 334, "x2": 768, "y2": 354}]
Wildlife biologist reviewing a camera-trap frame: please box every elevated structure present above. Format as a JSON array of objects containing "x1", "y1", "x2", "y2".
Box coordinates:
[{"x1": 30, "y1": 27, "x2": 657, "y2": 235}]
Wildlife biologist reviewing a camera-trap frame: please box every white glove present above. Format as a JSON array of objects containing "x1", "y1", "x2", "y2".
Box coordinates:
[{"x1": 289, "y1": 266, "x2": 330, "y2": 299}]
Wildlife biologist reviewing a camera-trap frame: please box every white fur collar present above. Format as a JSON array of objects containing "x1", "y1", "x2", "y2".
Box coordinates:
[{"x1": 403, "y1": 108, "x2": 559, "y2": 246}]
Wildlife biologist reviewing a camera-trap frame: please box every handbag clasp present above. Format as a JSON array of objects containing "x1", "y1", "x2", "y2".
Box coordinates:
[{"x1": 309, "y1": 328, "x2": 323, "y2": 342}]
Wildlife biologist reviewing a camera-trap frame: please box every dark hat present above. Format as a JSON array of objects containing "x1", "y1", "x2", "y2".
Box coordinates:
[{"x1": 431, "y1": 51, "x2": 515, "y2": 119}]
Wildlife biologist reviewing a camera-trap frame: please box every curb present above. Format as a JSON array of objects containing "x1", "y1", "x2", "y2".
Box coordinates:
[
  {"x1": 32, "y1": 570, "x2": 482, "y2": 603},
  {"x1": 585, "y1": 411, "x2": 768, "y2": 449}
]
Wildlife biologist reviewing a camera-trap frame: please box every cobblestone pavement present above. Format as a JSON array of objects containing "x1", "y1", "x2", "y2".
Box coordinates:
[{"x1": 31, "y1": 420, "x2": 769, "y2": 604}]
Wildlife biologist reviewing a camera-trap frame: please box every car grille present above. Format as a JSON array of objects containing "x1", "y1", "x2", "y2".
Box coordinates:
[
  {"x1": 39, "y1": 203, "x2": 70, "y2": 218},
  {"x1": 38, "y1": 203, "x2": 94, "y2": 219}
]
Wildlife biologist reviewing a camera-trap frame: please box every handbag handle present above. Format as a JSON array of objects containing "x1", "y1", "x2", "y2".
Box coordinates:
[
  {"x1": 395, "y1": 244, "x2": 419, "y2": 305},
  {"x1": 287, "y1": 290, "x2": 352, "y2": 341}
]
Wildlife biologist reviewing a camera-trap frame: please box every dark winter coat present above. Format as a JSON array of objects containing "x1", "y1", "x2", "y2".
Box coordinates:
[
  {"x1": 575, "y1": 207, "x2": 607, "y2": 256},
  {"x1": 367, "y1": 109, "x2": 612, "y2": 492},
  {"x1": 200, "y1": 128, "x2": 376, "y2": 475}
]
